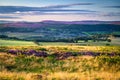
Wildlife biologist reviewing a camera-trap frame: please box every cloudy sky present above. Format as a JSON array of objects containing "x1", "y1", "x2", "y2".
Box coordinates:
[{"x1": 0, "y1": 0, "x2": 120, "y2": 22}]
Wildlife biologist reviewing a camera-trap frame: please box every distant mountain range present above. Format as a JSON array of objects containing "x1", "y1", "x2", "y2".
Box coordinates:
[{"x1": 0, "y1": 20, "x2": 120, "y2": 27}]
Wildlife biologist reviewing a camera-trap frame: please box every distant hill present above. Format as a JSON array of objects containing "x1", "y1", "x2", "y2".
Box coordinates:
[
  {"x1": 0, "y1": 20, "x2": 120, "y2": 41},
  {"x1": 0, "y1": 20, "x2": 120, "y2": 28},
  {"x1": 41, "y1": 20, "x2": 120, "y2": 25}
]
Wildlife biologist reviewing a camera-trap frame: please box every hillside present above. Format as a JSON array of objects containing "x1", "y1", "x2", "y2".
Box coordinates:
[{"x1": 0, "y1": 20, "x2": 120, "y2": 41}]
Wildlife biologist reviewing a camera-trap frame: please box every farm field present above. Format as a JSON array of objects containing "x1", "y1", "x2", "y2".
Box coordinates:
[
  {"x1": 0, "y1": 37, "x2": 120, "y2": 46},
  {"x1": 0, "y1": 39, "x2": 36, "y2": 46}
]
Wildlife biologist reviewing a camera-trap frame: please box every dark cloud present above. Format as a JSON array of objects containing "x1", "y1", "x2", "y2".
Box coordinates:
[
  {"x1": 40, "y1": 3, "x2": 94, "y2": 9},
  {"x1": 0, "y1": 3, "x2": 94, "y2": 14},
  {"x1": 103, "y1": 12, "x2": 120, "y2": 17},
  {"x1": 104, "y1": 6, "x2": 120, "y2": 8},
  {"x1": 0, "y1": 6, "x2": 96, "y2": 15},
  {"x1": 0, "y1": 6, "x2": 36, "y2": 13},
  {"x1": 0, "y1": 16, "x2": 20, "y2": 19}
]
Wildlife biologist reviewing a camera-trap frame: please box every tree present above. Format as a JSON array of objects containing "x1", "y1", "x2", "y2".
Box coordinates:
[
  {"x1": 84, "y1": 39, "x2": 88, "y2": 42},
  {"x1": 0, "y1": 35, "x2": 8, "y2": 38},
  {"x1": 107, "y1": 39, "x2": 111, "y2": 42}
]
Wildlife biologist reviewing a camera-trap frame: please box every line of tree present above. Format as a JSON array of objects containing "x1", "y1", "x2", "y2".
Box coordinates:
[{"x1": 0, "y1": 34, "x2": 112, "y2": 44}]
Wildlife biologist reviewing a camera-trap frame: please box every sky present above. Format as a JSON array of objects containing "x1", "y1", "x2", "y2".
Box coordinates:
[{"x1": 0, "y1": 0, "x2": 120, "y2": 22}]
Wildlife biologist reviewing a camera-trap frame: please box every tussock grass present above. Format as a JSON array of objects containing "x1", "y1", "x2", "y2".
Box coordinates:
[{"x1": 0, "y1": 46, "x2": 120, "y2": 80}]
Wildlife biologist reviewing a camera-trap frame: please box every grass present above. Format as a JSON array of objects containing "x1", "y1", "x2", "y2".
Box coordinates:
[
  {"x1": 0, "y1": 39, "x2": 120, "y2": 80},
  {"x1": 0, "y1": 37, "x2": 120, "y2": 46},
  {"x1": 0, "y1": 45, "x2": 120, "y2": 54},
  {"x1": 0, "y1": 71, "x2": 119, "y2": 80},
  {"x1": 0, "y1": 39, "x2": 36, "y2": 46},
  {"x1": 110, "y1": 37, "x2": 120, "y2": 45},
  {"x1": 0, "y1": 45, "x2": 120, "y2": 80},
  {"x1": 0, "y1": 52, "x2": 120, "y2": 80}
]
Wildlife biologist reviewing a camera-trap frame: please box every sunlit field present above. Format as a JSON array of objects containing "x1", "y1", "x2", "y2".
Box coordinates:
[
  {"x1": 0, "y1": 39, "x2": 36, "y2": 46},
  {"x1": 0, "y1": 38, "x2": 120, "y2": 46},
  {"x1": 0, "y1": 45, "x2": 120, "y2": 80}
]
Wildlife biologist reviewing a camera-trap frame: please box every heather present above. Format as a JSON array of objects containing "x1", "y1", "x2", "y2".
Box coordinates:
[{"x1": 0, "y1": 46, "x2": 120, "y2": 80}]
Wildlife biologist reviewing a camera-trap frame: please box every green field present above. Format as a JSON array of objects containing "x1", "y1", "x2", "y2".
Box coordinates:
[
  {"x1": 0, "y1": 39, "x2": 36, "y2": 46},
  {"x1": 0, "y1": 37, "x2": 120, "y2": 46}
]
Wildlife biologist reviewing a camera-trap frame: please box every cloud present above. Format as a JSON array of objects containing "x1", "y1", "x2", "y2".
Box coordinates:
[
  {"x1": 104, "y1": 6, "x2": 120, "y2": 8},
  {"x1": 102, "y1": 12, "x2": 120, "y2": 16},
  {"x1": 8, "y1": 10, "x2": 96, "y2": 16},
  {"x1": 0, "y1": 6, "x2": 35, "y2": 13},
  {"x1": 0, "y1": 3, "x2": 97, "y2": 20},
  {"x1": 0, "y1": 6, "x2": 97, "y2": 18},
  {"x1": 32, "y1": 9, "x2": 96, "y2": 14},
  {"x1": 0, "y1": 15, "x2": 20, "y2": 19},
  {"x1": 0, "y1": 3, "x2": 94, "y2": 14},
  {"x1": 40, "y1": 3, "x2": 94, "y2": 9}
]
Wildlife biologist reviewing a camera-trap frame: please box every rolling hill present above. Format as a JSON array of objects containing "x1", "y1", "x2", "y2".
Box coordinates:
[{"x1": 0, "y1": 20, "x2": 120, "y2": 41}]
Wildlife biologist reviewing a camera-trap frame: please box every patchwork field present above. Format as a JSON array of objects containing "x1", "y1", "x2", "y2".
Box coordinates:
[{"x1": 0, "y1": 37, "x2": 120, "y2": 46}]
